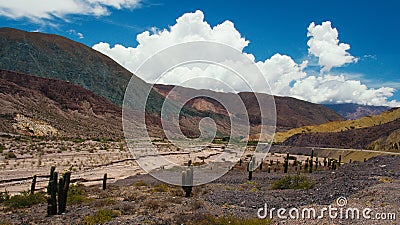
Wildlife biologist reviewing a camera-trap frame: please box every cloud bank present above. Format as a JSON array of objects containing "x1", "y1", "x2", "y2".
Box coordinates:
[
  {"x1": 307, "y1": 21, "x2": 359, "y2": 73},
  {"x1": 93, "y1": 10, "x2": 397, "y2": 107},
  {"x1": 0, "y1": 0, "x2": 141, "y2": 23}
]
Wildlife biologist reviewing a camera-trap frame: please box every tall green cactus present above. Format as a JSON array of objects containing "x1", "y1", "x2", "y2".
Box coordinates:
[
  {"x1": 47, "y1": 166, "x2": 58, "y2": 216},
  {"x1": 304, "y1": 158, "x2": 309, "y2": 172},
  {"x1": 58, "y1": 171, "x2": 71, "y2": 214},
  {"x1": 248, "y1": 156, "x2": 255, "y2": 180},
  {"x1": 182, "y1": 165, "x2": 194, "y2": 197},
  {"x1": 47, "y1": 166, "x2": 71, "y2": 216},
  {"x1": 284, "y1": 153, "x2": 289, "y2": 173},
  {"x1": 309, "y1": 149, "x2": 314, "y2": 173},
  {"x1": 31, "y1": 175, "x2": 37, "y2": 194}
]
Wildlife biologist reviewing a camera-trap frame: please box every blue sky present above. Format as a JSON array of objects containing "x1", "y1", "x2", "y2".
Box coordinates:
[{"x1": 0, "y1": 0, "x2": 399, "y2": 106}]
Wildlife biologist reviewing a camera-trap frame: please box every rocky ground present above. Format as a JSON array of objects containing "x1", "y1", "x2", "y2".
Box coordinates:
[{"x1": 0, "y1": 153, "x2": 399, "y2": 224}]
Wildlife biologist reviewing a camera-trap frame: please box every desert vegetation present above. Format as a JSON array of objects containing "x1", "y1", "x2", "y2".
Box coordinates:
[{"x1": 1, "y1": 135, "x2": 399, "y2": 224}]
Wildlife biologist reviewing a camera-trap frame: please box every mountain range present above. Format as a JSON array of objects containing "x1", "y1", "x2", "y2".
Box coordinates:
[
  {"x1": 0, "y1": 27, "x2": 395, "y2": 147},
  {"x1": 324, "y1": 103, "x2": 390, "y2": 120}
]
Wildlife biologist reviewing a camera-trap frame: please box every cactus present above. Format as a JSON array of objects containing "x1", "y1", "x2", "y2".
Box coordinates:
[
  {"x1": 31, "y1": 175, "x2": 37, "y2": 194},
  {"x1": 267, "y1": 166, "x2": 271, "y2": 173},
  {"x1": 248, "y1": 156, "x2": 255, "y2": 180},
  {"x1": 284, "y1": 153, "x2": 289, "y2": 173},
  {"x1": 248, "y1": 161, "x2": 253, "y2": 180},
  {"x1": 304, "y1": 158, "x2": 309, "y2": 172},
  {"x1": 182, "y1": 165, "x2": 194, "y2": 197},
  {"x1": 103, "y1": 173, "x2": 107, "y2": 190},
  {"x1": 58, "y1": 171, "x2": 71, "y2": 214},
  {"x1": 47, "y1": 166, "x2": 58, "y2": 216},
  {"x1": 332, "y1": 160, "x2": 337, "y2": 170},
  {"x1": 309, "y1": 149, "x2": 314, "y2": 173},
  {"x1": 338, "y1": 155, "x2": 342, "y2": 166},
  {"x1": 323, "y1": 158, "x2": 327, "y2": 167},
  {"x1": 315, "y1": 157, "x2": 318, "y2": 170}
]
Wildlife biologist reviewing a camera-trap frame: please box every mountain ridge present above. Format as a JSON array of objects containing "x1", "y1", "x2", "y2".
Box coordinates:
[
  {"x1": 324, "y1": 103, "x2": 390, "y2": 120},
  {"x1": 1, "y1": 27, "x2": 350, "y2": 140}
]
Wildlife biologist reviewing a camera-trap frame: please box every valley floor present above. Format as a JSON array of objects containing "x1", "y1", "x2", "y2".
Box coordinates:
[{"x1": 0, "y1": 136, "x2": 399, "y2": 224}]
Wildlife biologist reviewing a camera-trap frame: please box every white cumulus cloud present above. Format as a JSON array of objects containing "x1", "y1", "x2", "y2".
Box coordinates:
[
  {"x1": 307, "y1": 21, "x2": 358, "y2": 73},
  {"x1": 68, "y1": 29, "x2": 84, "y2": 39},
  {"x1": 92, "y1": 11, "x2": 398, "y2": 106},
  {"x1": 290, "y1": 75, "x2": 398, "y2": 107},
  {"x1": 0, "y1": 0, "x2": 141, "y2": 23}
]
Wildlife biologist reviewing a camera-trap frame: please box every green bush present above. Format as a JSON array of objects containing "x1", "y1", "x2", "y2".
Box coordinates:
[
  {"x1": 0, "y1": 190, "x2": 10, "y2": 203},
  {"x1": 3, "y1": 191, "x2": 46, "y2": 209},
  {"x1": 247, "y1": 141, "x2": 258, "y2": 146},
  {"x1": 194, "y1": 214, "x2": 272, "y2": 225},
  {"x1": 72, "y1": 138, "x2": 86, "y2": 143},
  {"x1": 0, "y1": 219, "x2": 12, "y2": 225},
  {"x1": 67, "y1": 184, "x2": 90, "y2": 205},
  {"x1": 134, "y1": 181, "x2": 147, "y2": 187},
  {"x1": 82, "y1": 209, "x2": 121, "y2": 225},
  {"x1": 4, "y1": 151, "x2": 16, "y2": 159},
  {"x1": 0, "y1": 144, "x2": 5, "y2": 153},
  {"x1": 152, "y1": 184, "x2": 169, "y2": 192},
  {"x1": 270, "y1": 174, "x2": 314, "y2": 190}
]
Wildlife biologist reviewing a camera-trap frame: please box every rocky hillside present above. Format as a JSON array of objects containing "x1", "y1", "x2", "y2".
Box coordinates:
[
  {"x1": 0, "y1": 27, "x2": 172, "y2": 115},
  {"x1": 283, "y1": 118, "x2": 400, "y2": 150},
  {"x1": 154, "y1": 84, "x2": 344, "y2": 132},
  {"x1": 325, "y1": 103, "x2": 390, "y2": 120},
  {"x1": 0, "y1": 69, "x2": 125, "y2": 139},
  {"x1": 274, "y1": 107, "x2": 400, "y2": 142},
  {"x1": 0, "y1": 28, "x2": 231, "y2": 138},
  {"x1": 0, "y1": 27, "x2": 346, "y2": 140},
  {"x1": 277, "y1": 106, "x2": 400, "y2": 151}
]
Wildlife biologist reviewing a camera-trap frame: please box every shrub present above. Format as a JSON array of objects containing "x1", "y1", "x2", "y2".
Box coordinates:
[
  {"x1": 152, "y1": 184, "x2": 169, "y2": 192},
  {"x1": 4, "y1": 151, "x2": 16, "y2": 159},
  {"x1": 0, "y1": 144, "x2": 5, "y2": 153},
  {"x1": 0, "y1": 219, "x2": 12, "y2": 225},
  {"x1": 82, "y1": 209, "x2": 121, "y2": 225},
  {"x1": 193, "y1": 214, "x2": 272, "y2": 225},
  {"x1": 67, "y1": 184, "x2": 90, "y2": 205},
  {"x1": 72, "y1": 138, "x2": 85, "y2": 143},
  {"x1": 3, "y1": 191, "x2": 46, "y2": 209},
  {"x1": 270, "y1": 174, "x2": 314, "y2": 190},
  {"x1": 247, "y1": 141, "x2": 258, "y2": 146},
  {"x1": 0, "y1": 190, "x2": 10, "y2": 203},
  {"x1": 134, "y1": 181, "x2": 147, "y2": 187},
  {"x1": 92, "y1": 198, "x2": 115, "y2": 208}
]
